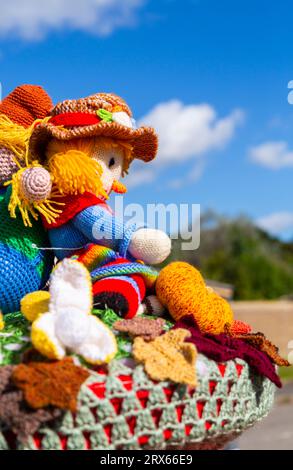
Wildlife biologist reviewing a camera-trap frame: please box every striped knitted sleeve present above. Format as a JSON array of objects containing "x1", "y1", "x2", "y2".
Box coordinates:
[{"x1": 71, "y1": 204, "x2": 144, "y2": 258}]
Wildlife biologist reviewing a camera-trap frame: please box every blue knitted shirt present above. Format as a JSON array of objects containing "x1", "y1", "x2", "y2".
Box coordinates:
[{"x1": 49, "y1": 204, "x2": 142, "y2": 260}]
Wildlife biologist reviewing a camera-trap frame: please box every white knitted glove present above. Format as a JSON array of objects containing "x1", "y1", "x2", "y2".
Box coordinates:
[{"x1": 128, "y1": 228, "x2": 171, "y2": 265}]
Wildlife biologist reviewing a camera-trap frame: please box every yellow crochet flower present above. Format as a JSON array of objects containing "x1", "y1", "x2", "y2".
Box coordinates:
[{"x1": 21, "y1": 259, "x2": 117, "y2": 364}]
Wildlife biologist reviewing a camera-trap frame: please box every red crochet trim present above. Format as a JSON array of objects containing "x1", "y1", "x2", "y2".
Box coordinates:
[{"x1": 49, "y1": 112, "x2": 101, "y2": 127}]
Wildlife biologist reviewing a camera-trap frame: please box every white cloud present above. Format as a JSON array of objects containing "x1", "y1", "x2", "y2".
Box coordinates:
[
  {"x1": 124, "y1": 166, "x2": 155, "y2": 188},
  {"x1": 256, "y1": 212, "x2": 293, "y2": 235},
  {"x1": 168, "y1": 159, "x2": 205, "y2": 189},
  {"x1": 0, "y1": 0, "x2": 144, "y2": 40},
  {"x1": 139, "y1": 100, "x2": 244, "y2": 166},
  {"x1": 249, "y1": 141, "x2": 293, "y2": 169},
  {"x1": 130, "y1": 99, "x2": 243, "y2": 188}
]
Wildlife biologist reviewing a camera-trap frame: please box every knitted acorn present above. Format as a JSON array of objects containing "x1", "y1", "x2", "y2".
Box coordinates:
[{"x1": 156, "y1": 261, "x2": 234, "y2": 335}]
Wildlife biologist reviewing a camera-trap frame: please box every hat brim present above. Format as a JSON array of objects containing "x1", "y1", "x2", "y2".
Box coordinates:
[{"x1": 29, "y1": 121, "x2": 158, "y2": 163}]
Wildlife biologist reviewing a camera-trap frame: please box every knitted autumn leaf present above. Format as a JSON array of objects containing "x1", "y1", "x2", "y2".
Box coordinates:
[
  {"x1": 0, "y1": 364, "x2": 14, "y2": 394},
  {"x1": 133, "y1": 329, "x2": 197, "y2": 387},
  {"x1": 0, "y1": 365, "x2": 62, "y2": 444},
  {"x1": 227, "y1": 329, "x2": 290, "y2": 367},
  {"x1": 114, "y1": 317, "x2": 165, "y2": 341},
  {"x1": 0, "y1": 392, "x2": 62, "y2": 444},
  {"x1": 12, "y1": 357, "x2": 89, "y2": 413}
]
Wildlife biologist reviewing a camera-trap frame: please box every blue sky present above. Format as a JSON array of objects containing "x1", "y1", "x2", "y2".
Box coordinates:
[{"x1": 0, "y1": 0, "x2": 292, "y2": 239}]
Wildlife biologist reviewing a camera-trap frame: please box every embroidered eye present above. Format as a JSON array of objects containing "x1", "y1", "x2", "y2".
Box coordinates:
[{"x1": 108, "y1": 157, "x2": 115, "y2": 168}]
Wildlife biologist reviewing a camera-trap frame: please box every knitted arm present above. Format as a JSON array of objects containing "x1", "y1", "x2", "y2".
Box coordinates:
[{"x1": 72, "y1": 204, "x2": 141, "y2": 258}]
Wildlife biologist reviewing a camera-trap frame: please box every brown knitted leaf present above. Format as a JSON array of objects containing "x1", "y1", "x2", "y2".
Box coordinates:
[
  {"x1": 226, "y1": 328, "x2": 289, "y2": 367},
  {"x1": 133, "y1": 328, "x2": 197, "y2": 386},
  {"x1": 12, "y1": 357, "x2": 90, "y2": 412},
  {"x1": 0, "y1": 365, "x2": 15, "y2": 394},
  {"x1": 0, "y1": 391, "x2": 62, "y2": 443},
  {"x1": 114, "y1": 317, "x2": 165, "y2": 341},
  {"x1": 0, "y1": 365, "x2": 62, "y2": 443}
]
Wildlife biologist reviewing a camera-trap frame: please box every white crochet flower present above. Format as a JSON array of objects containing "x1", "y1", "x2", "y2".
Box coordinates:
[
  {"x1": 22, "y1": 259, "x2": 117, "y2": 364},
  {"x1": 112, "y1": 111, "x2": 133, "y2": 128}
]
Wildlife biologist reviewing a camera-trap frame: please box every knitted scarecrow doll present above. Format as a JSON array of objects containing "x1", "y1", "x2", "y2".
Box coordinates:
[
  {"x1": 0, "y1": 91, "x2": 288, "y2": 451},
  {"x1": 0, "y1": 85, "x2": 54, "y2": 314},
  {"x1": 10, "y1": 92, "x2": 171, "y2": 319}
]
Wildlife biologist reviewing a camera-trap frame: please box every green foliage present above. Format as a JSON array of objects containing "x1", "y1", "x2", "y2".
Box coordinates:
[{"x1": 168, "y1": 212, "x2": 293, "y2": 300}]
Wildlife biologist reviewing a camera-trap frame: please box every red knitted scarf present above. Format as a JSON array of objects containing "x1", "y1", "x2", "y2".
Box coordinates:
[{"x1": 42, "y1": 192, "x2": 108, "y2": 229}]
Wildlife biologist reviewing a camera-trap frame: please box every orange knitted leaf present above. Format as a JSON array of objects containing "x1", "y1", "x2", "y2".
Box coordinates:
[
  {"x1": 227, "y1": 331, "x2": 290, "y2": 367},
  {"x1": 12, "y1": 357, "x2": 89, "y2": 412}
]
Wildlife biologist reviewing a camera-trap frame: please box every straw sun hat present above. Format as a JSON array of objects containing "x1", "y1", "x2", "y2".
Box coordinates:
[{"x1": 29, "y1": 92, "x2": 158, "y2": 162}]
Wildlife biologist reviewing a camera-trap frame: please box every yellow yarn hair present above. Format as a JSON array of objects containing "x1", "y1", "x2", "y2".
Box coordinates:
[
  {"x1": 47, "y1": 149, "x2": 108, "y2": 199},
  {"x1": 156, "y1": 262, "x2": 234, "y2": 335},
  {"x1": 0, "y1": 114, "x2": 50, "y2": 166},
  {"x1": 6, "y1": 163, "x2": 63, "y2": 227},
  {"x1": 6, "y1": 134, "x2": 133, "y2": 226},
  {"x1": 46, "y1": 136, "x2": 133, "y2": 177},
  {"x1": 1, "y1": 115, "x2": 59, "y2": 226},
  {"x1": 0, "y1": 114, "x2": 30, "y2": 166}
]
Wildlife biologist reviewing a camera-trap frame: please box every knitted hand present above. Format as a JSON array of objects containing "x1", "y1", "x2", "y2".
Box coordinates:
[
  {"x1": 128, "y1": 228, "x2": 171, "y2": 265},
  {"x1": 20, "y1": 167, "x2": 52, "y2": 203},
  {"x1": 20, "y1": 259, "x2": 117, "y2": 364}
]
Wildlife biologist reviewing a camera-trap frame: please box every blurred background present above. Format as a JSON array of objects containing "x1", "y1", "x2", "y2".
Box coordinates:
[{"x1": 0, "y1": 0, "x2": 292, "y2": 448}]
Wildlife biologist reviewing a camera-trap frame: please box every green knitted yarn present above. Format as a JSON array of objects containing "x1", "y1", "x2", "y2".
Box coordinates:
[
  {"x1": 0, "y1": 189, "x2": 54, "y2": 313},
  {"x1": 0, "y1": 191, "x2": 50, "y2": 276},
  {"x1": 0, "y1": 312, "x2": 31, "y2": 365}
]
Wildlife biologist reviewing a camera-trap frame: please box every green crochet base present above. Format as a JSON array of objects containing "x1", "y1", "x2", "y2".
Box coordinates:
[{"x1": 0, "y1": 311, "x2": 276, "y2": 450}]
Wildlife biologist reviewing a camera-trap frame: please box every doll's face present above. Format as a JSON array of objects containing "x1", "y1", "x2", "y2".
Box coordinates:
[
  {"x1": 46, "y1": 137, "x2": 127, "y2": 197},
  {"x1": 92, "y1": 142, "x2": 124, "y2": 194}
]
